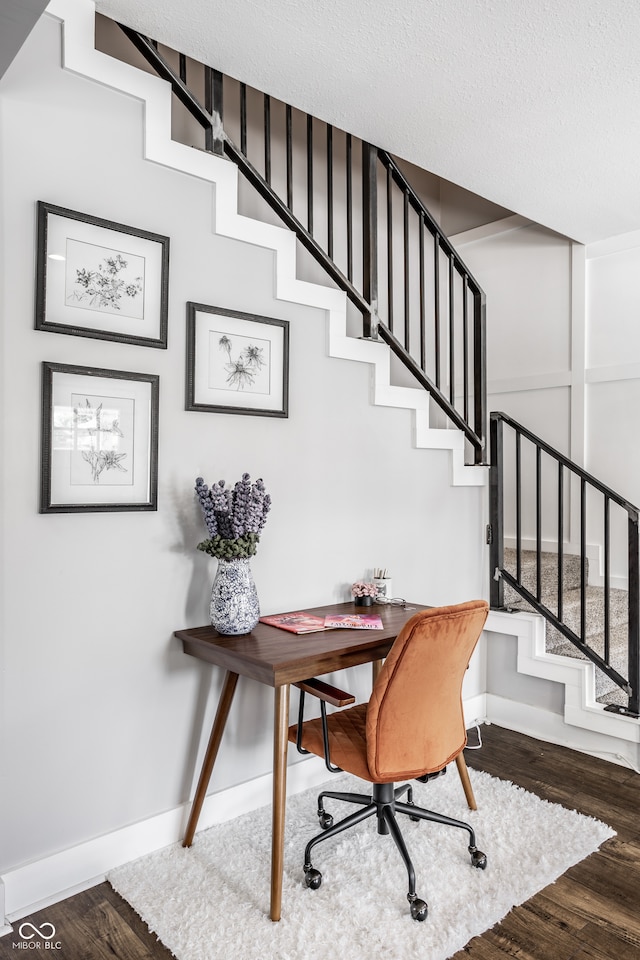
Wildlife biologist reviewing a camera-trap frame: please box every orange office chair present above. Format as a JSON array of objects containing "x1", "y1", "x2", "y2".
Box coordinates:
[{"x1": 289, "y1": 599, "x2": 489, "y2": 921}]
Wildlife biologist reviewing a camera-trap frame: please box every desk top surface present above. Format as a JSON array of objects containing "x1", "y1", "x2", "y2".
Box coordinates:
[{"x1": 175, "y1": 601, "x2": 427, "y2": 687}]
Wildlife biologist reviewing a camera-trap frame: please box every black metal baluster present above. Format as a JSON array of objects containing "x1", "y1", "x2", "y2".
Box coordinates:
[
  {"x1": 449, "y1": 256, "x2": 455, "y2": 405},
  {"x1": 419, "y1": 214, "x2": 425, "y2": 371},
  {"x1": 403, "y1": 189, "x2": 410, "y2": 350},
  {"x1": 558, "y1": 462, "x2": 564, "y2": 622},
  {"x1": 581, "y1": 478, "x2": 587, "y2": 642},
  {"x1": 462, "y1": 274, "x2": 469, "y2": 424},
  {"x1": 628, "y1": 513, "x2": 640, "y2": 716},
  {"x1": 179, "y1": 53, "x2": 187, "y2": 83},
  {"x1": 204, "y1": 66, "x2": 213, "y2": 152},
  {"x1": 536, "y1": 446, "x2": 542, "y2": 601},
  {"x1": 240, "y1": 83, "x2": 247, "y2": 156},
  {"x1": 286, "y1": 104, "x2": 293, "y2": 211},
  {"x1": 361, "y1": 143, "x2": 377, "y2": 338},
  {"x1": 213, "y1": 69, "x2": 223, "y2": 124},
  {"x1": 604, "y1": 495, "x2": 610, "y2": 664},
  {"x1": 472, "y1": 287, "x2": 487, "y2": 465},
  {"x1": 204, "y1": 66, "x2": 223, "y2": 156},
  {"x1": 434, "y1": 237, "x2": 441, "y2": 389},
  {"x1": 264, "y1": 94, "x2": 271, "y2": 184},
  {"x1": 387, "y1": 165, "x2": 393, "y2": 332},
  {"x1": 306, "y1": 114, "x2": 313, "y2": 234},
  {"x1": 346, "y1": 133, "x2": 353, "y2": 283},
  {"x1": 489, "y1": 414, "x2": 505, "y2": 609},
  {"x1": 327, "y1": 124, "x2": 333, "y2": 259},
  {"x1": 516, "y1": 430, "x2": 522, "y2": 583}
]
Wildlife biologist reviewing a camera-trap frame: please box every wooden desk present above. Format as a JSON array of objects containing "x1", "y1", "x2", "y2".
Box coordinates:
[{"x1": 175, "y1": 600, "x2": 426, "y2": 921}]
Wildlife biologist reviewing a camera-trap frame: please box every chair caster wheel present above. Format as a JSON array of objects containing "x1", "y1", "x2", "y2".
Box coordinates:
[
  {"x1": 304, "y1": 866, "x2": 322, "y2": 890},
  {"x1": 408, "y1": 896, "x2": 428, "y2": 921},
  {"x1": 319, "y1": 812, "x2": 333, "y2": 829},
  {"x1": 470, "y1": 847, "x2": 487, "y2": 869}
]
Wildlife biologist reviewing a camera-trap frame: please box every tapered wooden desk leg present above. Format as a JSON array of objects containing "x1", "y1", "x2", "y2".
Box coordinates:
[
  {"x1": 372, "y1": 659, "x2": 383, "y2": 685},
  {"x1": 270, "y1": 683, "x2": 290, "y2": 922},
  {"x1": 455, "y1": 752, "x2": 477, "y2": 811},
  {"x1": 183, "y1": 670, "x2": 239, "y2": 848}
]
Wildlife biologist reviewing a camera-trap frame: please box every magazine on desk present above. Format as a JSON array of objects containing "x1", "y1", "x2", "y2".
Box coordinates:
[
  {"x1": 260, "y1": 611, "x2": 384, "y2": 633},
  {"x1": 259, "y1": 612, "x2": 329, "y2": 634},
  {"x1": 323, "y1": 613, "x2": 383, "y2": 630}
]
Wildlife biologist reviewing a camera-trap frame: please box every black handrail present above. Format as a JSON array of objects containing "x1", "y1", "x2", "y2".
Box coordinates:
[
  {"x1": 493, "y1": 413, "x2": 639, "y2": 513},
  {"x1": 489, "y1": 411, "x2": 639, "y2": 717},
  {"x1": 112, "y1": 24, "x2": 487, "y2": 464}
]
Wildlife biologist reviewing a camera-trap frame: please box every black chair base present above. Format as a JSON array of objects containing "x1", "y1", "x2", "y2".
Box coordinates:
[{"x1": 302, "y1": 781, "x2": 487, "y2": 921}]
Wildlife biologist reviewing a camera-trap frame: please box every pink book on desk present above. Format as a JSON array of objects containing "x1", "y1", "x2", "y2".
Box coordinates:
[
  {"x1": 259, "y1": 612, "x2": 329, "y2": 634},
  {"x1": 323, "y1": 613, "x2": 383, "y2": 630}
]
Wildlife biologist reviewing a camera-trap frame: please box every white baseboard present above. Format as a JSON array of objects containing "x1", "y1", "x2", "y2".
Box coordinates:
[
  {"x1": 0, "y1": 881, "x2": 11, "y2": 936},
  {"x1": 463, "y1": 694, "x2": 487, "y2": 729},
  {"x1": 485, "y1": 694, "x2": 639, "y2": 773}
]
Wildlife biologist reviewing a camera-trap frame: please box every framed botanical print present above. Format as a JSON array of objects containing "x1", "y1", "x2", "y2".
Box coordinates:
[
  {"x1": 40, "y1": 362, "x2": 159, "y2": 513},
  {"x1": 185, "y1": 303, "x2": 289, "y2": 417},
  {"x1": 35, "y1": 202, "x2": 169, "y2": 348}
]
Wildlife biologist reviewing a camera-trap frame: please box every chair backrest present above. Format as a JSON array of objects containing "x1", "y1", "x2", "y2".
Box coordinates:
[{"x1": 365, "y1": 600, "x2": 489, "y2": 781}]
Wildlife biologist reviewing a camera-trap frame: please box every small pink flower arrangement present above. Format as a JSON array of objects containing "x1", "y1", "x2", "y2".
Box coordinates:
[{"x1": 351, "y1": 581, "x2": 378, "y2": 599}]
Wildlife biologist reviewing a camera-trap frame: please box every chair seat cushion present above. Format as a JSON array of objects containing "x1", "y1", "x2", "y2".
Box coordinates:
[{"x1": 288, "y1": 703, "x2": 377, "y2": 782}]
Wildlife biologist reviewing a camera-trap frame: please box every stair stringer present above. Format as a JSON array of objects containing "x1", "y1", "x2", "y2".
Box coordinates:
[
  {"x1": 45, "y1": 0, "x2": 486, "y2": 488},
  {"x1": 484, "y1": 609, "x2": 640, "y2": 769}
]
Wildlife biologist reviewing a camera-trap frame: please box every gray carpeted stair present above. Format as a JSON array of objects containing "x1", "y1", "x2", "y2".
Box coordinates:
[{"x1": 501, "y1": 548, "x2": 629, "y2": 708}]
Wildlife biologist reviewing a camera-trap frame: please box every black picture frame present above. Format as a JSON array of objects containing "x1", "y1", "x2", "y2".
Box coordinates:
[
  {"x1": 35, "y1": 201, "x2": 169, "y2": 348},
  {"x1": 40, "y1": 362, "x2": 159, "y2": 513},
  {"x1": 185, "y1": 303, "x2": 289, "y2": 417}
]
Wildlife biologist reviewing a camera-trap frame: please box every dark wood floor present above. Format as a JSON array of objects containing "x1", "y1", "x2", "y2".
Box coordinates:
[{"x1": 1, "y1": 724, "x2": 638, "y2": 959}]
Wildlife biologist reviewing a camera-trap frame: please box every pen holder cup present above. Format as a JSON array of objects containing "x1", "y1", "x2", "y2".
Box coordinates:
[{"x1": 373, "y1": 578, "x2": 392, "y2": 600}]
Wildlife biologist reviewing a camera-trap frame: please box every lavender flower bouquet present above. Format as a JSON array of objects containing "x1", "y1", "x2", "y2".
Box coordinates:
[{"x1": 195, "y1": 473, "x2": 271, "y2": 560}]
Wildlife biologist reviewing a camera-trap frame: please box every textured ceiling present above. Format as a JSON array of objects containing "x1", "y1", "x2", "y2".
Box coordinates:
[{"x1": 93, "y1": 0, "x2": 640, "y2": 243}]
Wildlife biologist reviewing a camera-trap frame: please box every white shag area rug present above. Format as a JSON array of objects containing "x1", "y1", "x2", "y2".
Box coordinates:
[{"x1": 109, "y1": 768, "x2": 614, "y2": 960}]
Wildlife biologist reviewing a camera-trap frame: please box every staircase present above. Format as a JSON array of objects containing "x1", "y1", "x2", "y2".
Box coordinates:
[
  {"x1": 57, "y1": 1, "x2": 639, "y2": 740},
  {"x1": 503, "y1": 549, "x2": 629, "y2": 708},
  {"x1": 490, "y1": 412, "x2": 640, "y2": 718},
  {"x1": 98, "y1": 15, "x2": 488, "y2": 468}
]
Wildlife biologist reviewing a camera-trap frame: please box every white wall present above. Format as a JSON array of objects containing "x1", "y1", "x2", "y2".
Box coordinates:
[
  {"x1": 0, "y1": 9, "x2": 486, "y2": 882},
  {"x1": 583, "y1": 234, "x2": 640, "y2": 578},
  {"x1": 485, "y1": 631, "x2": 564, "y2": 716},
  {"x1": 455, "y1": 220, "x2": 573, "y2": 442}
]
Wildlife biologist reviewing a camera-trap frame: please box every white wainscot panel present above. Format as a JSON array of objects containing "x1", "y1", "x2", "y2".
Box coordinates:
[
  {"x1": 587, "y1": 247, "x2": 640, "y2": 370},
  {"x1": 460, "y1": 224, "x2": 572, "y2": 382}
]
